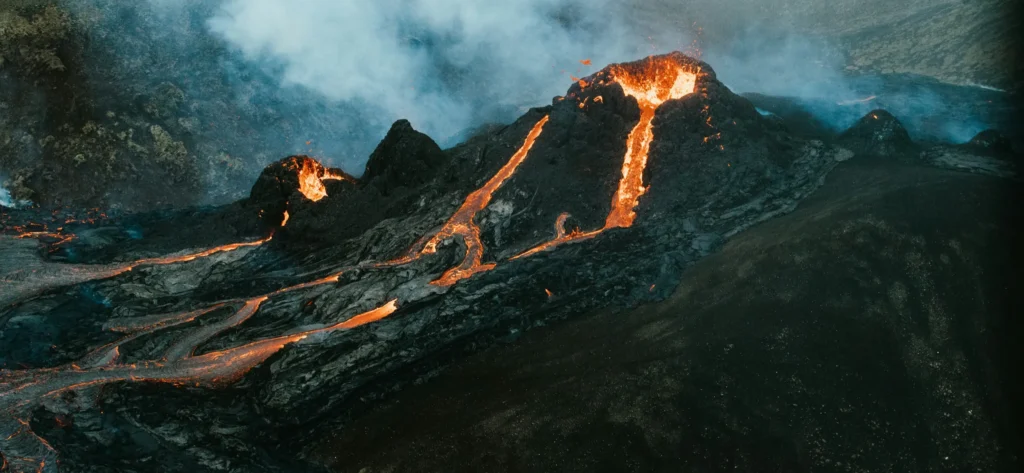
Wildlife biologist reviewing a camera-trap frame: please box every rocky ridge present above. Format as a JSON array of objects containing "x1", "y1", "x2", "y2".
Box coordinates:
[{"x1": 0, "y1": 52, "x2": 1019, "y2": 473}]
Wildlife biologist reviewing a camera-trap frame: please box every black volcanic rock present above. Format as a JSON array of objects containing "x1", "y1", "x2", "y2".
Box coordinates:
[
  {"x1": 481, "y1": 52, "x2": 825, "y2": 261},
  {"x1": 3, "y1": 52, "x2": 1020, "y2": 473},
  {"x1": 248, "y1": 155, "x2": 356, "y2": 230},
  {"x1": 362, "y1": 120, "x2": 448, "y2": 195},
  {"x1": 968, "y1": 129, "x2": 1015, "y2": 155},
  {"x1": 315, "y1": 157, "x2": 1023, "y2": 473},
  {"x1": 916, "y1": 127, "x2": 1020, "y2": 179},
  {"x1": 839, "y1": 109, "x2": 913, "y2": 157}
]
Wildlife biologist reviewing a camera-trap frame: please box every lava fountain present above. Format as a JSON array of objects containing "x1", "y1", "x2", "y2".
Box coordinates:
[{"x1": 292, "y1": 156, "x2": 353, "y2": 202}]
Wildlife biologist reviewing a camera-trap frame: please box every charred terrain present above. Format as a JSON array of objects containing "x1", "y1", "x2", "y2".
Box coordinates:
[{"x1": 1, "y1": 51, "x2": 1022, "y2": 473}]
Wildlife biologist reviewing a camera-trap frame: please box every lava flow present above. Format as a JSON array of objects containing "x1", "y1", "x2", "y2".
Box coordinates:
[
  {"x1": 127, "y1": 236, "x2": 272, "y2": 269},
  {"x1": 388, "y1": 115, "x2": 550, "y2": 286},
  {"x1": 515, "y1": 56, "x2": 699, "y2": 259},
  {"x1": 0, "y1": 300, "x2": 399, "y2": 412}
]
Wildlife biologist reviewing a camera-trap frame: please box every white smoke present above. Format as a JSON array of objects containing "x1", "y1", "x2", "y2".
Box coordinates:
[
  {"x1": 206, "y1": 0, "x2": 674, "y2": 142},
  {"x1": 0, "y1": 178, "x2": 27, "y2": 208},
  {"x1": 0, "y1": 185, "x2": 13, "y2": 208}
]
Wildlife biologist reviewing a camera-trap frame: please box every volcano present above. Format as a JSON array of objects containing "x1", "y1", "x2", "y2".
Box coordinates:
[{"x1": 1, "y1": 52, "x2": 1021, "y2": 473}]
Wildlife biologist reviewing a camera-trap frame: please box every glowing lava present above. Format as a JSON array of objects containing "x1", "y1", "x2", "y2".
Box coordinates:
[
  {"x1": 0, "y1": 300, "x2": 398, "y2": 410},
  {"x1": 127, "y1": 236, "x2": 272, "y2": 269},
  {"x1": 515, "y1": 56, "x2": 699, "y2": 259},
  {"x1": 2, "y1": 55, "x2": 704, "y2": 470},
  {"x1": 606, "y1": 58, "x2": 698, "y2": 227},
  {"x1": 293, "y1": 157, "x2": 352, "y2": 202},
  {"x1": 387, "y1": 115, "x2": 550, "y2": 286}
]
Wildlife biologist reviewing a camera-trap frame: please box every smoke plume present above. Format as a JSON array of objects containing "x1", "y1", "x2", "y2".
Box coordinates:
[{"x1": 205, "y1": 0, "x2": 663, "y2": 147}]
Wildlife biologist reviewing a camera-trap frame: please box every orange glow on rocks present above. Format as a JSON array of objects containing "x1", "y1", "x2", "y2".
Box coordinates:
[
  {"x1": 384, "y1": 115, "x2": 550, "y2": 286},
  {"x1": 291, "y1": 157, "x2": 353, "y2": 202},
  {"x1": 0, "y1": 300, "x2": 398, "y2": 413},
  {"x1": 514, "y1": 55, "x2": 699, "y2": 259},
  {"x1": 127, "y1": 236, "x2": 272, "y2": 269},
  {"x1": 605, "y1": 57, "x2": 698, "y2": 228}
]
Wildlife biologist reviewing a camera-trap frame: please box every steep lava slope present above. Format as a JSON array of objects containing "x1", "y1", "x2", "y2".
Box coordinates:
[{"x1": 0, "y1": 52, "x2": 1017, "y2": 473}]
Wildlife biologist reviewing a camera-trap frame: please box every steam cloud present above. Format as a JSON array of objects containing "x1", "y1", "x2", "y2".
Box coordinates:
[
  {"x1": 122, "y1": 0, "x2": 1007, "y2": 180},
  {"x1": 204, "y1": 0, "x2": 997, "y2": 151},
  {"x1": 206, "y1": 0, "x2": 666, "y2": 147},
  {"x1": 703, "y1": 29, "x2": 997, "y2": 142}
]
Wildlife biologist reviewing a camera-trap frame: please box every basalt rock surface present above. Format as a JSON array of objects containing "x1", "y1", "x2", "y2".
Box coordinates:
[
  {"x1": 0, "y1": 52, "x2": 1020, "y2": 473},
  {"x1": 361, "y1": 119, "x2": 449, "y2": 195},
  {"x1": 839, "y1": 109, "x2": 914, "y2": 157},
  {"x1": 316, "y1": 156, "x2": 1023, "y2": 473}
]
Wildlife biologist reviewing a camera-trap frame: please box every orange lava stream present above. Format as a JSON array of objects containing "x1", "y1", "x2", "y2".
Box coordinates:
[
  {"x1": 511, "y1": 213, "x2": 600, "y2": 260},
  {"x1": 164, "y1": 297, "x2": 268, "y2": 361},
  {"x1": 606, "y1": 61, "x2": 698, "y2": 227},
  {"x1": 127, "y1": 236, "x2": 272, "y2": 269},
  {"x1": 104, "y1": 305, "x2": 225, "y2": 334},
  {"x1": 385, "y1": 115, "x2": 550, "y2": 286},
  {"x1": 0, "y1": 300, "x2": 399, "y2": 412},
  {"x1": 514, "y1": 58, "x2": 698, "y2": 259}
]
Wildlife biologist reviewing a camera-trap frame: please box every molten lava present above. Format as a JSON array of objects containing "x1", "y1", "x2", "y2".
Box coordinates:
[
  {"x1": 292, "y1": 157, "x2": 353, "y2": 202},
  {"x1": 606, "y1": 58, "x2": 698, "y2": 227},
  {"x1": 0, "y1": 300, "x2": 398, "y2": 413},
  {"x1": 2, "y1": 55, "x2": 707, "y2": 469},
  {"x1": 387, "y1": 115, "x2": 550, "y2": 286},
  {"x1": 128, "y1": 236, "x2": 272, "y2": 269},
  {"x1": 515, "y1": 55, "x2": 699, "y2": 259}
]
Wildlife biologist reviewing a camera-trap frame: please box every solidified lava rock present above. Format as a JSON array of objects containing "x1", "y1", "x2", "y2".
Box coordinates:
[
  {"x1": 362, "y1": 119, "x2": 449, "y2": 195},
  {"x1": 968, "y1": 129, "x2": 1015, "y2": 155},
  {"x1": 248, "y1": 155, "x2": 355, "y2": 230},
  {"x1": 16, "y1": 51, "x2": 1023, "y2": 473},
  {"x1": 481, "y1": 52, "x2": 807, "y2": 260},
  {"x1": 839, "y1": 109, "x2": 913, "y2": 157}
]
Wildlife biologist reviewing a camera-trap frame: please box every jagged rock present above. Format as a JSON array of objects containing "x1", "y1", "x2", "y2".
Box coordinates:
[
  {"x1": 917, "y1": 129, "x2": 1020, "y2": 178},
  {"x1": 248, "y1": 155, "x2": 355, "y2": 230},
  {"x1": 968, "y1": 129, "x2": 1015, "y2": 155},
  {"x1": 362, "y1": 119, "x2": 448, "y2": 195},
  {"x1": 920, "y1": 146, "x2": 1018, "y2": 178},
  {"x1": 838, "y1": 109, "x2": 913, "y2": 157},
  {"x1": 1, "y1": 52, "x2": 1020, "y2": 473}
]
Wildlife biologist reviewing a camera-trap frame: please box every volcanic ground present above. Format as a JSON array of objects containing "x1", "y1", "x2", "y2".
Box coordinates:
[{"x1": 0, "y1": 52, "x2": 1021, "y2": 473}]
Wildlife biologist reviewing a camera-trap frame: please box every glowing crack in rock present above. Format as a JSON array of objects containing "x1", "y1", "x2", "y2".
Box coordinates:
[{"x1": 126, "y1": 236, "x2": 272, "y2": 269}]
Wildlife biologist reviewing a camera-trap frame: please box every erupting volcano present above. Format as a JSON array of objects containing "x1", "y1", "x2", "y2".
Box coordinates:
[
  {"x1": 516, "y1": 54, "x2": 702, "y2": 258},
  {"x1": 2, "y1": 47, "x2": 1014, "y2": 473},
  {"x1": 0, "y1": 53, "x2": 717, "y2": 472}
]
